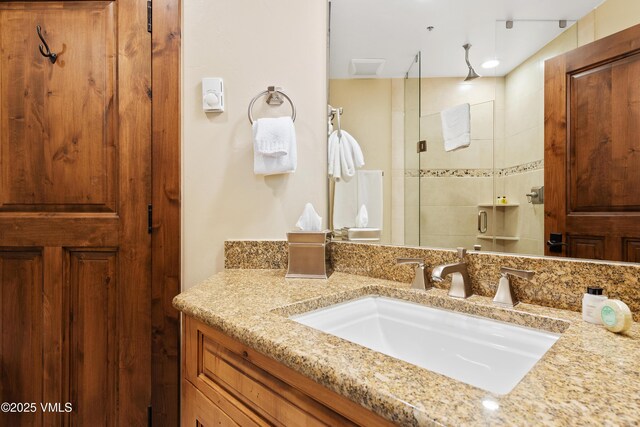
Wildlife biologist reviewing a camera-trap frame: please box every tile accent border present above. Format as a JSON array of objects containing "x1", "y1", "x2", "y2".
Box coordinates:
[
  {"x1": 405, "y1": 159, "x2": 544, "y2": 178},
  {"x1": 225, "y1": 240, "x2": 640, "y2": 322}
]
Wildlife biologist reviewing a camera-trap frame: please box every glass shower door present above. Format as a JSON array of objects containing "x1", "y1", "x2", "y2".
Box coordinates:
[
  {"x1": 418, "y1": 84, "x2": 497, "y2": 252},
  {"x1": 403, "y1": 52, "x2": 421, "y2": 246}
]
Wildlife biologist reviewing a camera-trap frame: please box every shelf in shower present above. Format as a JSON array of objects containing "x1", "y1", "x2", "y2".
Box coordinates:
[
  {"x1": 476, "y1": 235, "x2": 520, "y2": 241},
  {"x1": 477, "y1": 203, "x2": 520, "y2": 208}
]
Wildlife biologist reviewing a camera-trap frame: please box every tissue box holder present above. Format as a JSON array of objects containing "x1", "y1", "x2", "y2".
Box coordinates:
[{"x1": 286, "y1": 231, "x2": 332, "y2": 279}]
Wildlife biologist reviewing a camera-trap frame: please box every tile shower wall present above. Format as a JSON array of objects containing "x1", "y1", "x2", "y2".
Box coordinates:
[
  {"x1": 497, "y1": 25, "x2": 578, "y2": 256},
  {"x1": 413, "y1": 77, "x2": 504, "y2": 251}
]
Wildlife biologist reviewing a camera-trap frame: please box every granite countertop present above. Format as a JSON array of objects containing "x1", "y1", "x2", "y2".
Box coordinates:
[{"x1": 173, "y1": 269, "x2": 640, "y2": 426}]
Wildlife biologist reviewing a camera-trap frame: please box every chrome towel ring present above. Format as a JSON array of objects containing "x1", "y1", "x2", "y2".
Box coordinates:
[{"x1": 248, "y1": 86, "x2": 296, "y2": 125}]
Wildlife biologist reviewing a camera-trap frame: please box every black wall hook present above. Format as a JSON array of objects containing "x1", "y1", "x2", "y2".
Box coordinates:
[{"x1": 36, "y1": 25, "x2": 57, "y2": 64}]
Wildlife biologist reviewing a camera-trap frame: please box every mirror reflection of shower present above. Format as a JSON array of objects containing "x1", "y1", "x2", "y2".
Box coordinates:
[{"x1": 403, "y1": 51, "x2": 421, "y2": 247}]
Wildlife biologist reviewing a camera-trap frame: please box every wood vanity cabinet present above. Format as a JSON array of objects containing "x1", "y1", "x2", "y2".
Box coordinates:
[{"x1": 182, "y1": 316, "x2": 394, "y2": 427}]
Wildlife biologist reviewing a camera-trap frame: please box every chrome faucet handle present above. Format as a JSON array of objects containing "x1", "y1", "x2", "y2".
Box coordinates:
[
  {"x1": 493, "y1": 267, "x2": 535, "y2": 307},
  {"x1": 457, "y1": 247, "x2": 467, "y2": 260},
  {"x1": 396, "y1": 258, "x2": 430, "y2": 291},
  {"x1": 500, "y1": 266, "x2": 535, "y2": 280}
]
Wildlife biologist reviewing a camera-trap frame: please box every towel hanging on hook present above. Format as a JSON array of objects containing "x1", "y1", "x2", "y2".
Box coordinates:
[{"x1": 36, "y1": 25, "x2": 58, "y2": 64}]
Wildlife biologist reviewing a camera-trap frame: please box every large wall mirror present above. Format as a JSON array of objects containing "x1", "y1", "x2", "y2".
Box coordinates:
[{"x1": 328, "y1": 0, "x2": 640, "y2": 263}]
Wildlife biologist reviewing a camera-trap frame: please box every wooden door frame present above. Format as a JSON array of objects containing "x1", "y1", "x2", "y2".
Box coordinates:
[{"x1": 151, "y1": 0, "x2": 181, "y2": 424}]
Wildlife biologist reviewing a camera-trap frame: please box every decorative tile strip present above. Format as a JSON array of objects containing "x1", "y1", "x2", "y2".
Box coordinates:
[
  {"x1": 498, "y1": 159, "x2": 544, "y2": 177},
  {"x1": 420, "y1": 168, "x2": 494, "y2": 178},
  {"x1": 404, "y1": 159, "x2": 544, "y2": 178}
]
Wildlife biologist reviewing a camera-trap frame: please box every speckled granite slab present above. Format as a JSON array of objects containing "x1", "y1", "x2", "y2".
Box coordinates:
[
  {"x1": 174, "y1": 270, "x2": 640, "y2": 427},
  {"x1": 225, "y1": 240, "x2": 640, "y2": 322}
]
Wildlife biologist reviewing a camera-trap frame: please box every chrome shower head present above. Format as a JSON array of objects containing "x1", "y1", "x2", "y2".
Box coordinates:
[{"x1": 463, "y1": 43, "x2": 480, "y2": 81}]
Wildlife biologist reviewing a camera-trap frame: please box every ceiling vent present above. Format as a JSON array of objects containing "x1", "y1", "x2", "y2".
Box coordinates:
[{"x1": 349, "y1": 58, "x2": 386, "y2": 77}]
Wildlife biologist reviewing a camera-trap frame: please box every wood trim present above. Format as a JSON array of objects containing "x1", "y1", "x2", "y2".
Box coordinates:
[
  {"x1": 543, "y1": 54, "x2": 568, "y2": 256},
  {"x1": 564, "y1": 23, "x2": 640, "y2": 72},
  {"x1": 117, "y1": 0, "x2": 153, "y2": 423},
  {"x1": 151, "y1": 0, "x2": 182, "y2": 424}
]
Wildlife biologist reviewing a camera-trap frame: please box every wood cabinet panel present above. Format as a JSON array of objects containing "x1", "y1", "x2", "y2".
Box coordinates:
[
  {"x1": 568, "y1": 236, "x2": 604, "y2": 260},
  {"x1": 623, "y1": 238, "x2": 640, "y2": 263},
  {"x1": 182, "y1": 379, "x2": 256, "y2": 427},
  {"x1": 0, "y1": 250, "x2": 43, "y2": 427},
  {"x1": 68, "y1": 250, "x2": 117, "y2": 426},
  {"x1": 0, "y1": 2, "x2": 116, "y2": 212},
  {"x1": 569, "y1": 53, "x2": 640, "y2": 212},
  {"x1": 199, "y1": 335, "x2": 347, "y2": 427},
  {"x1": 183, "y1": 316, "x2": 395, "y2": 427}
]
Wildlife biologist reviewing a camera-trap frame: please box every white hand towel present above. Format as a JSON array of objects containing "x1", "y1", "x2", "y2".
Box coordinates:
[
  {"x1": 253, "y1": 117, "x2": 297, "y2": 175},
  {"x1": 440, "y1": 103, "x2": 470, "y2": 152},
  {"x1": 333, "y1": 177, "x2": 358, "y2": 229},
  {"x1": 253, "y1": 117, "x2": 292, "y2": 156},
  {"x1": 339, "y1": 135, "x2": 356, "y2": 181},
  {"x1": 357, "y1": 170, "x2": 383, "y2": 229},
  {"x1": 328, "y1": 130, "x2": 339, "y2": 180},
  {"x1": 342, "y1": 130, "x2": 365, "y2": 169}
]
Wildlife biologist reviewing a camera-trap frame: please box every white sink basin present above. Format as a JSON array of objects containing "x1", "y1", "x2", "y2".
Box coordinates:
[{"x1": 290, "y1": 296, "x2": 560, "y2": 395}]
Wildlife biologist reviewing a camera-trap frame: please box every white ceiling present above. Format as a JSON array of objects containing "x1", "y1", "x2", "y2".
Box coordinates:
[{"x1": 329, "y1": 0, "x2": 604, "y2": 79}]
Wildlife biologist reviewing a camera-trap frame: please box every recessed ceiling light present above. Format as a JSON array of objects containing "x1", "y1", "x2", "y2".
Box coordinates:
[{"x1": 481, "y1": 59, "x2": 500, "y2": 69}]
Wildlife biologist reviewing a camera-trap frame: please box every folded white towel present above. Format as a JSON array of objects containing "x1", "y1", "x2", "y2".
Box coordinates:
[
  {"x1": 327, "y1": 130, "x2": 365, "y2": 182},
  {"x1": 328, "y1": 131, "x2": 340, "y2": 180},
  {"x1": 339, "y1": 135, "x2": 356, "y2": 181},
  {"x1": 253, "y1": 117, "x2": 297, "y2": 175},
  {"x1": 441, "y1": 103, "x2": 470, "y2": 152},
  {"x1": 343, "y1": 131, "x2": 365, "y2": 169},
  {"x1": 253, "y1": 117, "x2": 293, "y2": 156}
]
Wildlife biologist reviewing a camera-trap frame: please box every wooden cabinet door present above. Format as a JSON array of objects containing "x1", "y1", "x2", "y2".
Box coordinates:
[
  {"x1": 545, "y1": 23, "x2": 640, "y2": 262},
  {"x1": 0, "y1": 1, "x2": 151, "y2": 426}
]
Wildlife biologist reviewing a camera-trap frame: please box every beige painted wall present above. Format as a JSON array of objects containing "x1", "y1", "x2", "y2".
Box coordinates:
[
  {"x1": 182, "y1": 0, "x2": 327, "y2": 288},
  {"x1": 328, "y1": 79, "x2": 392, "y2": 244},
  {"x1": 578, "y1": 0, "x2": 640, "y2": 45}
]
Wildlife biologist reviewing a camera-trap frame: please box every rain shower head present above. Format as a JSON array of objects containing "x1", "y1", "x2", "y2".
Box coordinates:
[{"x1": 463, "y1": 44, "x2": 480, "y2": 81}]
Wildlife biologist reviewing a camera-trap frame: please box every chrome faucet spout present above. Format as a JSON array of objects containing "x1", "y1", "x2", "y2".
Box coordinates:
[
  {"x1": 431, "y1": 262, "x2": 466, "y2": 281},
  {"x1": 431, "y1": 248, "x2": 473, "y2": 299}
]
